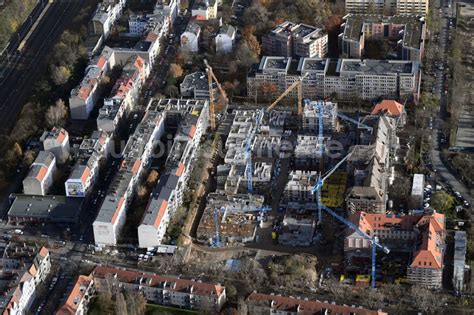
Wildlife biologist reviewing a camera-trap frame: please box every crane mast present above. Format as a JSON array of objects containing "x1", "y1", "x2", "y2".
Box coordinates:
[
  {"x1": 320, "y1": 205, "x2": 390, "y2": 288},
  {"x1": 266, "y1": 73, "x2": 309, "y2": 114},
  {"x1": 204, "y1": 59, "x2": 228, "y2": 130}
]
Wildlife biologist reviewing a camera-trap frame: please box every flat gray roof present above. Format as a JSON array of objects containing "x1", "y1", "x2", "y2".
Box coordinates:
[
  {"x1": 8, "y1": 194, "x2": 82, "y2": 223},
  {"x1": 339, "y1": 59, "x2": 416, "y2": 75}
]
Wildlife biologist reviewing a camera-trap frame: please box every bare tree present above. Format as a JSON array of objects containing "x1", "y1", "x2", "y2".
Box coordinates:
[
  {"x1": 146, "y1": 169, "x2": 160, "y2": 188},
  {"x1": 169, "y1": 63, "x2": 184, "y2": 78},
  {"x1": 115, "y1": 291, "x2": 128, "y2": 315},
  {"x1": 410, "y1": 285, "x2": 447, "y2": 314},
  {"x1": 22, "y1": 150, "x2": 35, "y2": 168},
  {"x1": 45, "y1": 99, "x2": 68, "y2": 128},
  {"x1": 50, "y1": 65, "x2": 71, "y2": 86},
  {"x1": 136, "y1": 184, "x2": 148, "y2": 200},
  {"x1": 242, "y1": 26, "x2": 261, "y2": 55}
]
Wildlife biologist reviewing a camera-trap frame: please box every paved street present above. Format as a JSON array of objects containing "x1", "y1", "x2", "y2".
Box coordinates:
[{"x1": 429, "y1": 0, "x2": 472, "y2": 205}]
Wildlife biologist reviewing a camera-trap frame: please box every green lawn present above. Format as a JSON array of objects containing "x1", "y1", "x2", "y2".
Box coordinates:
[{"x1": 146, "y1": 304, "x2": 198, "y2": 315}]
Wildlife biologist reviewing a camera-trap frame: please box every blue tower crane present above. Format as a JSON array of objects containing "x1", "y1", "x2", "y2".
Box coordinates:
[
  {"x1": 320, "y1": 205, "x2": 390, "y2": 288},
  {"x1": 212, "y1": 207, "x2": 226, "y2": 248},
  {"x1": 311, "y1": 151, "x2": 353, "y2": 223},
  {"x1": 337, "y1": 112, "x2": 373, "y2": 133}
]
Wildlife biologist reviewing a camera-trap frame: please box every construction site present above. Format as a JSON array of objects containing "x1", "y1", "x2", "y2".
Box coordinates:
[{"x1": 190, "y1": 60, "x2": 430, "y2": 289}]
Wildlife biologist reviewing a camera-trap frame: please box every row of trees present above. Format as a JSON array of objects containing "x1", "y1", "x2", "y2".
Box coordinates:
[
  {"x1": 246, "y1": 0, "x2": 332, "y2": 37},
  {"x1": 0, "y1": 4, "x2": 92, "y2": 184},
  {"x1": 0, "y1": 0, "x2": 37, "y2": 49}
]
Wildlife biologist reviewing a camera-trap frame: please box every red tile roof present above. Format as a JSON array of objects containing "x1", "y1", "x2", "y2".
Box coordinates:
[
  {"x1": 111, "y1": 197, "x2": 125, "y2": 225},
  {"x1": 80, "y1": 167, "x2": 91, "y2": 185},
  {"x1": 38, "y1": 246, "x2": 49, "y2": 258},
  {"x1": 35, "y1": 166, "x2": 49, "y2": 182},
  {"x1": 351, "y1": 212, "x2": 445, "y2": 270},
  {"x1": 371, "y1": 100, "x2": 404, "y2": 116},
  {"x1": 246, "y1": 292, "x2": 386, "y2": 315},
  {"x1": 411, "y1": 213, "x2": 445, "y2": 269},
  {"x1": 56, "y1": 274, "x2": 93, "y2": 315},
  {"x1": 55, "y1": 128, "x2": 67, "y2": 144},
  {"x1": 188, "y1": 125, "x2": 197, "y2": 138},
  {"x1": 350, "y1": 212, "x2": 420, "y2": 234},
  {"x1": 96, "y1": 56, "x2": 107, "y2": 70},
  {"x1": 93, "y1": 266, "x2": 225, "y2": 297},
  {"x1": 78, "y1": 85, "x2": 92, "y2": 100},
  {"x1": 176, "y1": 162, "x2": 185, "y2": 177},
  {"x1": 132, "y1": 160, "x2": 142, "y2": 175},
  {"x1": 153, "y1": 200, "x2": 168, "y2": 228},
  {"x1": 145, "y1": 32, "x2": 159, "y2": 42}
]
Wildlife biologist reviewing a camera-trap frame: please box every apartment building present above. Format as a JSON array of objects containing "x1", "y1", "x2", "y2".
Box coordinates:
[
  {"x1": 181, "y1": 22, "x2": 201, "y2": 52},
  {"x1": 23, "y1": 151, "x2": 56, "y2": 196},
  {"x1": 340, "y1": 14, "x2": 426, "y2": 62},
  {"x1": 129, "y1": 15, "x2": 149, "y2": 36},
  {"x1": 345, "y1": 0, "x2": 428, "y2": 16},
  {"x1": 346, "y1": 115, "x2": 397, "y2": 213},
  {"x1": 97, "y1": 55, "x2": 149, "y2": 133},
  {"x1": 371, "y1": 99, "x2": 406, "y2": 126},
  {"x1": 262, "y1": 21, "x2": 328, "y2": 58},
  {"x1": 407, "y1": 213, "x2": 445, "y2": 288},
  {"x1": 347, "y1": 211, "x2": 445, "y2": 288},
  {"x1": 128, "y1": 0, "x2": 179, "y2": 37},
  {"x1": 284, "y1": 170, "x2": 318, "y2": 211},
  {"x1": 138, "y1": 99, "x2": 209, "y2": 248},
  {"x1": 57, "y1": 275, "x2": 95, "y2": 315},
  {"x1": 215, "y1": 24, "x2": 236, "y2": 54},
  {"x1": 346, "y1": 212, "x2": 418, "y2": 257},
  {"x1": 244, "y1": 291, "x2": 387, "y2": 315},
  {"x1": 65, "y1": 131, "x2": 111, "y2": 198},
  {"x1": 7, "y1": 194, "x2": 83, "y2": 224},
  {"x1": 40, "y1": 127, "x2": 70, "y2": 163},
  {"x1": 396, "y1": 0, "x2": 429, "y2": 16},
  {"x1": 191, "y1": 0, "x2": 218, "y2": 20},
  {"x1": 90, "y1": 0, "x2": 126, "y2": 38},
  {"x1": 247, "y1": 56, "x2": 420, "y2": 101},
  {"x1": 69, "y1": 58, "x2": 109, "y2": 120},
  {"x1": 92, "y1": 266, "x2": 226, "y2": 313},
  {"x1": 93, "y1": 110, "x2": 165, "y2": 246},
  {"x1": 180, "y1": 71, "x2": 217, "y2": 99},
  {"x1": 345, "y1": 0, "x2": 392, "y2": 15},
  {"x1": 73, "y1": 1, "x2": 172, "y2": 119},
  {"x1": 1, "y1": 247, "x2": 51, "y2": 314}
]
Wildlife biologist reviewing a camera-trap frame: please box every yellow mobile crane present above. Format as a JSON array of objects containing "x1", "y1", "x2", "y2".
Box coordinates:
[{"x1": 204, "y1": 59, "x2": 228, "y2": 130}]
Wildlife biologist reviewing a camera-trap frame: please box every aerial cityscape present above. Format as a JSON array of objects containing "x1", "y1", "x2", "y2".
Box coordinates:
[{"x1": 0, "y1": 0, "x2": 472, "y2": 314}]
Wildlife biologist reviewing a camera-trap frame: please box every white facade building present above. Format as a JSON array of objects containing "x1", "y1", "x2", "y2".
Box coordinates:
[
  {"x1": 138, "y1": 99, "x2": 209, "y2": 248},
  {"x1": 1, "y1": 248, "x2": 51, "y2": 314},
  {"x1": 181, "y1": 22, "x2": 201, "y2": 52},
  {"x1": 93, "y1": 110, "x2": 165, "y2": 245},
  {"x1": 65, "y1": 131, "x2": 111, "y2": 198},
  {"x1": 247, "y1": 56, "x2": 421, "y2": 101},
  {"x1": 93, "y1": 266, "x2": 226, "y2": 313},
  {"x1": 40, "y1": 127, "x2": 70, "y2": 163},
  {"x1": 91, "y1": 0, "x2": 127, "y2": 38},
  {"x1": 22, "y1": 151, "x2": 56, "y2": 196},
  {"x1": 215, "y1": 24, "x2": 236, "y2": 54}
]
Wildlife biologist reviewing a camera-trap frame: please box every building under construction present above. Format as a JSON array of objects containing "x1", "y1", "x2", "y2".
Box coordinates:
[{"x1": 196, "y1": 193, "x2": 265, "y2": 246}]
